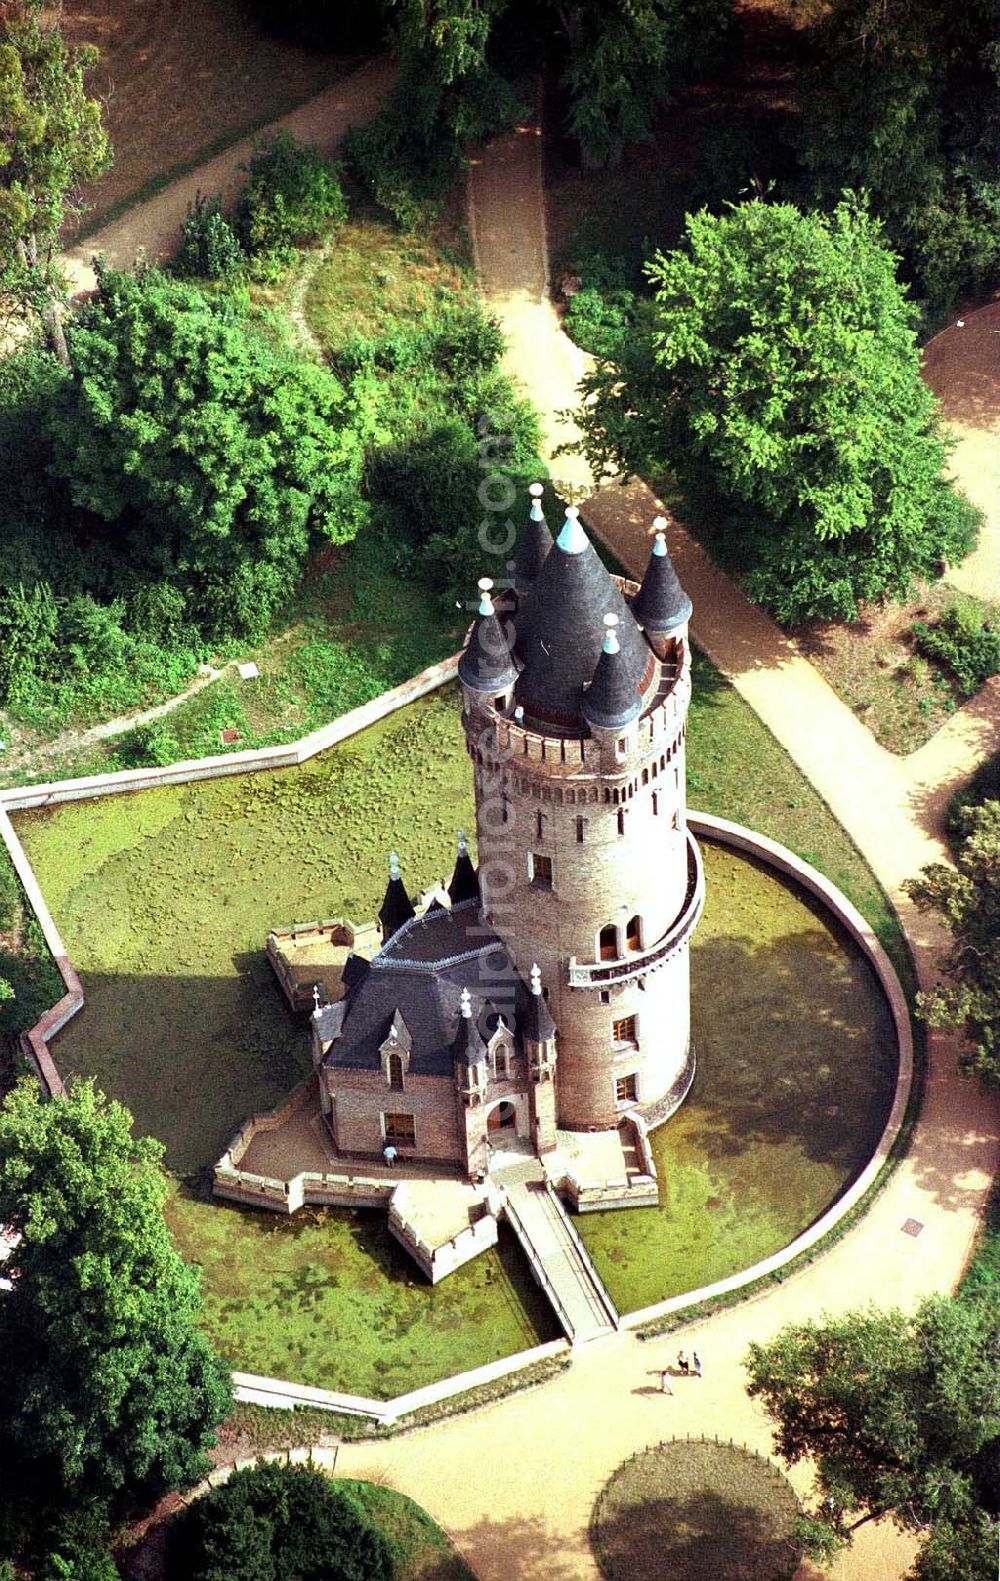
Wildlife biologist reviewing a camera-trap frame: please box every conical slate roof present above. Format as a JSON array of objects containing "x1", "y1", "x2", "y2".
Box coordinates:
[
  {"x1": 379, "y1": 853, "x2": 415, "y2": 941},
  {"x1": 516, "y1": 509, "x2": 651, "y2": 728},
  {"x1": 513, "y1": 483, "x2": 554, "y2": 597},
  {"x1": 447, "y1": 833, "x2": 479, "y2": 905},
  {"x1": 632, "y1": 519, "x2": 692, "y2": 634},
  {"x1": 521, "y1": 964, "x2": 555, "y2": 1044},
  {"x1": 452, "y1": 987, "x2": 488, "y2": 1069},
  {"x1": 458, "y1": 578, "x2": 518, "y2": 692},
  {"x1": 583, "y1": 615, "x2": 643, "y2": 731}
]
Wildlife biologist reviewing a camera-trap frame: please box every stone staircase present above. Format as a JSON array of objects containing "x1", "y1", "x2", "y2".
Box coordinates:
[{"x1": 498, "y1": 1164, "x2": 619, "y2": 1344}]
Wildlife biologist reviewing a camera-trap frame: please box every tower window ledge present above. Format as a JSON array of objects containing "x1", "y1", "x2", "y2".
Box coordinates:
[{"x1": 566, "y1": 832, "x2": 705, "y2": 989}]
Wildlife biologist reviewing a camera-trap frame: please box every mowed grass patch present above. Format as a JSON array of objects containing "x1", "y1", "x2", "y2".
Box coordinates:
[
  {"x1": 165, "y1": 1189, "x2": 557, "y2": 1398},
  {"x1": 341, "y1": 1481, "x2": 477, "y2": 1581},
  {"x1": 304, "y1": 214, "x2": 472, "y2": 350},
  {"x1": 16, "y1": 690, "x2": 475, "y2": 1172},
  {"x1": 592, "y1": 1439, "x2": 800, "y2": 1581},
  {"x1": 577, "y1": 842, "x2": 897, "y2": 1314}
]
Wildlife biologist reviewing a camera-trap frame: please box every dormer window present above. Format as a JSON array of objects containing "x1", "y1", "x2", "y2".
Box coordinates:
[{"x1": 387, "y1": 1052, "x2": 404, "y2": 1090}]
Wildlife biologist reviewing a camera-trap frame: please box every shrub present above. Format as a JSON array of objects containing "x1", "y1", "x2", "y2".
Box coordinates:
[
  {"x1": 0, "y1": 582, "x2": 58, "y2": 705},
  {"x1": 167, "y1": 1462, "x2": 396, "y2": 1581},
  {"x1": 237, "y1": 133, "x2": 347, "y2": 264},
  {"x1": 948, "y1": 748, "x2": 1000, "y2": 847},
  {"x1": 564, "y1": 282, "x2": 637, "y2": 358},
  {"x1": 0, "y1": 859, "x2": 19, "y2": 935},
  {"x1": 912, "y1": 601, "x2": 1000, "y2": 697},
  {"x1": 174, "y1": 193, "x2": 244, "y2": 282}
]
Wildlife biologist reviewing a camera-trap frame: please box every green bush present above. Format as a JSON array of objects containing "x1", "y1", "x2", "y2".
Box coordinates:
[
  {"x1": 343, "y1": 102, "x2": 458, "y2": 232},
  {"x1": 174, "y1": 193, "x2": 244, "y2": 282},
  {"x1": 0, "y1": 858, "x2": 19, "y2": 934},
  {"x1": 948, "y1": 749, "x2": 1000, "y2": 847},
  {"x1": 0, "y1": 582, "x2": 58, "y2": 706},
  {"x1": 564, "y1": 282, "x2": 637, "y2": 358},
  {"x1": 912, "y1": 602, "x2": 1000, "y2": 697},
  {"x1": 237, "y1": 133, "x2": 347, "y2": 264},
  {"x1": 168, "y1": 1462, "x2": 396, "y2": 1581}
]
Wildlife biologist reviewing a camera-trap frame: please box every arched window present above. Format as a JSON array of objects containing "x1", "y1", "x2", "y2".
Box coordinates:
[
  {"x1": 387, "y1": 1053, "x2": 404, "y2": 1090},
  {"x1": 599, "y1": 924, "x2": 618, "y2": 961},
  {"x1": 626, "y1": 915, "x2": 642, "y2": 953}
]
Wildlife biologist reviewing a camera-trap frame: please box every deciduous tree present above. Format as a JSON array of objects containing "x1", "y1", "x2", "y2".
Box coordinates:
[
  {"x1": 0, "y1": 1079, "x2": 232, "y2": 1555},
  {"x1": 746, "y1": 1296, "x2": 1000, "y2": 1581},
  {"x1": 0, "y1": 0, "x2": 111, "y2": 360},
  {"x1": 577, "y1": 197, "x2": 979, "y2": 623}
]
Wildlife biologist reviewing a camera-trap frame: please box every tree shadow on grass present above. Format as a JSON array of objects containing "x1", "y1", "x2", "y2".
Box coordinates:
[{"x1": 593, "y1": 1487, "x2": 800, "y2": 1581}]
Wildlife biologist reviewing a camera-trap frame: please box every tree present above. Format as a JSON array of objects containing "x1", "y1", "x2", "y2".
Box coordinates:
[
  {"x1": 745, "y1": 1296, "x2": 1000, "y2": 1581},
  {"x1": 168, "y1": 1462, "x2": 396, "y2": 1581},
  {"x1": 0, "y1": 1079, "x2": 232, "y2": 1555},
  {"x1": 904, "y1": 799, "x2": 1000, "y2": 1089},
  {"x1": 577, "y1": 197, "x2": 979, "y2": 624},
  {"x1": 795, "y1": 0, "x2": 1000, "y2": 313},
  {"x1": 47, "y1": 266, "x2": 370, "y2": 640},
  {"x1": 0, "y1": 0, "x2": 111, "y2": 362}
]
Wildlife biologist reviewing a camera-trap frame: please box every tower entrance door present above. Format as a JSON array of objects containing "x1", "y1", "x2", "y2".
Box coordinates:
[{"x1": 488, "y1": 1100, "x2": 517, "y2": 1132}]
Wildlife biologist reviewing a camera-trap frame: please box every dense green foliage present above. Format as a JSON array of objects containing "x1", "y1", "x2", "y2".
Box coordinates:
[
  {"x1": 174, "y1": 193, "x2": 244, "y2": 282},
  {"x1": 795, "y1": 0, "x2": 1000, "y2": 314},
  {"x1": 39, "y1": 264, "x2": 367, "y2": 656},
  {"x1": 577, "y1": 199, "x2": 979, "y2": 623},
  {"x1": 347, "y1": 0, "x2": 733, "y2": 225},
  {"x1": 169, "y1": 1462, "x2": 395, "y2": 1581},
  {"x1": 949, "y1": 750, "x2": 1000, "y2": 847},
  {"x1": 746, "y1": 1294, "x2": 1000, "y2": 1580},
  {"x1": 0, "y1": 1, "x2": 110, "y2": 357},
  {"x1": 905, "y1": 800, "x2": 1000, "y2": 1090},
  {"x1": 912, "y1": 602, "x2": 1000, "y2": 699},
  {"x1": 236, "y1": 132, "x2": 347, "y2": 271},
  {"x1": 0, "y1": 1080, "x2": 232, "y2": 1559}
]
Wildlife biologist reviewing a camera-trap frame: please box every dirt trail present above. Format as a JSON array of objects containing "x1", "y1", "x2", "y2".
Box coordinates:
[
  {"x1": 61, "y1": 55, "x2": 396, "y2": 293},
  {"x1": 922, "y1": 301, "x2": 1000, "y2": 604}
]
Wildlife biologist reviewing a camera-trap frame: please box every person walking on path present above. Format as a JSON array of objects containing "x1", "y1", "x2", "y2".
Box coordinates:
[
  {"x1": 659, "y1": 1369, "x2": 673, "y2": 1395},
  {"x1": 677, "y1": 1350, "x2": 689, "y2": 1375},
  {"x1": 692, "y1": 1351, "x2": 702, "y2": 1377}
]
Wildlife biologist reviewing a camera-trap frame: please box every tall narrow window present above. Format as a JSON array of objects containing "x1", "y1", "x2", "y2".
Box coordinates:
[
  {"x1": 599, "y1": 924, "x2": 618, "y2": 961},
  {"x1": 576, "y1": 816, "x2": 586, "y2": 843},
  {"x1": 387, "y1": 1053, "x2": 404, "y2": 1091},
  {"x1": 617, "y1": 809, "x2": 625, "y2": 836},
  {"x1": 626, "y1": 915, "x2": 642, "y2": 953},
  {"x1": 536, "y1": 808, "x2": 545, "y2": 840},
  {"x1": 530, "y1": 853, "x2": 553, "y2": 889},
  {"x1": 652, "y1": 791, "x2": 659, "y2": 817}
]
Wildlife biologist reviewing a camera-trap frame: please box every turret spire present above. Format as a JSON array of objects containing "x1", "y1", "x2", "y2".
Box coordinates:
[
  {"x1": 379, "y1": 850, "x2": 415, "y2": 940},
  {"x1": 513, "y1": 482, "x2": 554, "y2": 597},
  {"x1": 448, "y1": 829, "x2": 480, "y2": 905},
  {"x1": 583, "y1": 610, "x2": 643, "y2": 732},
  {"x1": 458, "y1": 574, "x2": 519, "y2": 693},
  {"x1": 632, "y1": 516, "x2": 692, "y2": 636}
]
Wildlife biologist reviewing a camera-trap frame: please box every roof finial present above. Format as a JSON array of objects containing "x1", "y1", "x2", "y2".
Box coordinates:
[
  {"x1": 389, "y1": 851, "x2": 401, "y2": 880},
  {"x1": 652, "y1": 516, "x2": 668, "y2": 556},
  {"x1": 477, "y1": 576, "x2": 495, "y2": 617},
  {"x1": 530, "y1": 963, "x2": 543, "y2": 996},
  {"x1": 556, "y1": 504, "x2": 588, "y2": 555},
  {"x1": 457, "y1": 829, "x2": 467, "y2": 856},
  {"x1": 529, "y1": 482, "x2": 545, "y2": 521},
  {"x1": 602, "y1": 612, "x2": 621, "y2": 655},
  {"x1": 312, "y1": 982, "x2": 322, "y2": 1013},
  {"x1": 460, "y1": 986, "x2": 473, "y2": 1019}
]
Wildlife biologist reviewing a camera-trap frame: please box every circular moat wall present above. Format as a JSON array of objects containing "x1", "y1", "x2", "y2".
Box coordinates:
[
  {"x1": 574, "y1": 836, "x2": 899, "y2": 1317},
  {"x1": 10, "y1": 696, "x2": 902, "y2": 1393}
]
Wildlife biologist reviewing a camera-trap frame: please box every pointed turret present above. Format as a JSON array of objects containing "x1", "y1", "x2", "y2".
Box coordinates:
[
  {"x1": 452, "y1": 987, "x2": 488, "y2": 1070},
  {"x1": 448, "y1": 830, "x2": 479, "y2": 905},
  {"x1": 522, "y1": 962, "x2": 556, "y2": 1045},
  {"x1": 513, "y1": 482, "x2": 554, "y2": 598},
  {"x1": 515, "y1": 508, "x2": 651, "y2": 729},
  {"x1": 458, "y1": 577, "x2": 518, "y2": 693},
  {"x1": 632, "y1": 517, "x2": 692, "y2": 639},
  {"x1": 378, "y1": 851, "x2": 415, "y2": 941},
  {"x1": 582, "y1": 614, "x2": 644, "y2": 732}
]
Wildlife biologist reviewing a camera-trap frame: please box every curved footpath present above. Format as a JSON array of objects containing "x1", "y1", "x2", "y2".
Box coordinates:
[
  {"x1": 37, "y1": 67, "x2": 1000, "y2": 1581},
  {"x1": 329, "y1": 101, "x2": 1000, "y2": 1581}
]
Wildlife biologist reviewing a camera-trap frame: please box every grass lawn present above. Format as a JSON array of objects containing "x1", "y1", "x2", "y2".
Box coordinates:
[
  {"x1": 12, "y1": 656, "x2": 906, "y2": 1388},
  {"x1": 340, "y1": 1481, "x2": 476, "y2": 1581},
  {"x1": 794, "y1": 583, "x2": 1000, "y2": 754},
  {"x1": 592, "y1": 1439, "x2": 800, "y2": 1581}
]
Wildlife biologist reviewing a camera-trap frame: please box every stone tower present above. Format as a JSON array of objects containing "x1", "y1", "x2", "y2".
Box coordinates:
[{"x1": 458, "y1": 501, "x2": 704, "y2": 1134}]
